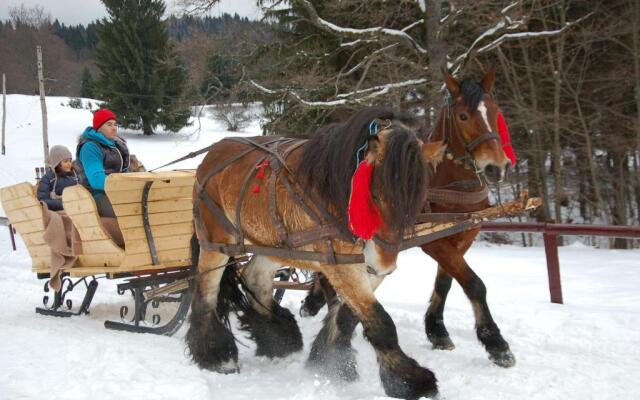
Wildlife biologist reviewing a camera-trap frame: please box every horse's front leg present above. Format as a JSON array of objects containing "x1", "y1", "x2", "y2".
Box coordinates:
[
  {"x1": 424, "y1": 265, "x2": 456, "y2": 350},
  {"x1": 423, "y1": 233, "x2": 475, "y2": 351},
  {"x1": 306, "y1": 271, "x2": 385, "y2": 381},
  {"x1": 321, "y1": 264, "x2": 438, "y2": 400},
  {"x1": 239, "y1": 256, "x2": 303, "y2": 358},
  {"x1": 422, "y1": 238, "x2": 516, "y2": 368},
  {"x1": 306, "y1": 294, "x2": 360, "y2": 381},
  {"x1": 186, "y1": 248, "x2": 239, "y2": 373}
]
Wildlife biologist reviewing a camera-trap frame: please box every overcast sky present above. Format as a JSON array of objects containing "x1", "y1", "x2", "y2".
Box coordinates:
[{"x1": 0, "y1": 0, "x2": 262, "y2": 25}]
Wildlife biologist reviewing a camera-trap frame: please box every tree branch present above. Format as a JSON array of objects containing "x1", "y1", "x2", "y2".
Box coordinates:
[{"x1": 292, "y1": 0, "x2": 427, "y2": 54}]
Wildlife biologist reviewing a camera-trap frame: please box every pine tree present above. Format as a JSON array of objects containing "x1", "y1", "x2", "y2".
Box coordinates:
[
  {"x1": 80, "y1": 67, "x2": 94, "y2": 98},
  {"x1": 94, "y1": 0, "x2": 190, "y2": 135},
  {"x1": 200, "y1": 52, "x2": 241, "y2": 101}
]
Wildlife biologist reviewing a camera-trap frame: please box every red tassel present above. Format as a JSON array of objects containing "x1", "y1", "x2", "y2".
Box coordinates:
[
  {"x1": 255, "y1": 159, "x2": 270, "y2": 180},
  {"x1": 251, "y1": 184, "x2": 261, "y2": 194},
  {"x1": 497, "y1": 112, "x2": 517, "y2": 165},
  {"x1": 348, "y1": 160, "x2": 382, "y2": 240}
]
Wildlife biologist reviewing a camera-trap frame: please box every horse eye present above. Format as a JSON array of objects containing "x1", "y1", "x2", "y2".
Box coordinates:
[{"x1": 459, "y1": 113, "x2": 468, "y2": 121}]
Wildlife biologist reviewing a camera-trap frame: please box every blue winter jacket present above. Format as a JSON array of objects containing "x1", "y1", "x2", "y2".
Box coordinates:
[
  {"x1": 36, "y1": 169, "x2": 79, "y2": 211},
  {"x1": 76, "y1": 127, "x2": 130, "y2": 193}
]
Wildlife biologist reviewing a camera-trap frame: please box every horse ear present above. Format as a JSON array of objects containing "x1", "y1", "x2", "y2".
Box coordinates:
[
  {"x1": 441, "y1": 66, "x2": 460, "y2": 98},
  {"x1": 481, "y1": 65, "x2": 496, "y2": 93}
]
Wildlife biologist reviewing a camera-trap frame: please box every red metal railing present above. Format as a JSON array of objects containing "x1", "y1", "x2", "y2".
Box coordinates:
[
  {"x1": 3, "y1": 213, "x2": 637, "y2": 304},
  {"x1": 481, "y1": 222, "x2": 640, "y2": 304}
]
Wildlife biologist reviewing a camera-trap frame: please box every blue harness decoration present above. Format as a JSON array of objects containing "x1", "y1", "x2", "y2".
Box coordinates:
[{"x1": 356, "y1": 119, "x2": 381, "y2": 165}]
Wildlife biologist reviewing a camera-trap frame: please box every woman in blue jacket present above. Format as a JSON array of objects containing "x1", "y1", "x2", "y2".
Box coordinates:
[
  {"x1": 37, "y1": 145, "x2": 79, "y2": 211},
  {"x1": 75, "y1": 109, "x2": 130, "y2": 218}
]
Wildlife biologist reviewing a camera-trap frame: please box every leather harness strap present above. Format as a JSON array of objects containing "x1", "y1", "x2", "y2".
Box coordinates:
[
  {"x1": 194, "y1": 137, "x2": 361, "y2": 265},
  {"x1": 426, "y1": 186, "x2": 489, "y2": 205},
  {"x1": 192, "y1": 134, "x2": 492, "y2": 265}
]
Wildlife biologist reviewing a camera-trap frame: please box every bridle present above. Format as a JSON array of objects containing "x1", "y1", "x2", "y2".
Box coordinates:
[{"x1": 433, "y1": 90, "x2": 501, "y2": 178}]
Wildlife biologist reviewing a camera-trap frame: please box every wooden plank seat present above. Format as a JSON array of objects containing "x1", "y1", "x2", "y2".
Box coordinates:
[
  {"x1": 56, "y1": 170, "x2": 196, "y2": 276},
  {"x1": 61, "y1": 185, "x2": 125, "y2": 275},
  {"x1": 1, "y1": 171, "x2": 197, "y2": 277},
  {"x1": 0, "y1": 182, "x2": 50, "y2": 273},
  {"x1": 103, "y1": 170, "x2": 196, "y2": 274}
]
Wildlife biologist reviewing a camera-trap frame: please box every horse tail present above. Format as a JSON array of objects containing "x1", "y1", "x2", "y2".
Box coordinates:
[
  {"x1": 216, "y1": 259, "x2": 251, "y2": 329},
  {"x1": 190, "y1": 234, "x2": 200, "y2": 273}
]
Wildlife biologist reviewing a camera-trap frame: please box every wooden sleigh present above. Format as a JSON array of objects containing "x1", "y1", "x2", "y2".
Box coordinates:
[
  {"x1": 0, "y1": 168, "x2": 540, "y2": 336},
  {"x1": 0, "y1": 170, "x2": 196, "y2": 335}
]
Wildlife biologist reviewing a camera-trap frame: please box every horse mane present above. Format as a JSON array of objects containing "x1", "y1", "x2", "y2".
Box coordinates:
[
  {"x1": 297, "y1": 106, "x2": 427, "y2": 236},
  {"x1": 459, "y1": 78, "x2": 485, "y2": 111},
  {"x1": 378, "y1": 126, "x2": 427, "y2": 236}
]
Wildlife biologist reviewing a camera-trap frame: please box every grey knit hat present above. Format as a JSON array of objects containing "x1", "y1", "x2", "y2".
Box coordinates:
[{"x1": 49, "y1": 145, "x2": 72, "y2": 169}]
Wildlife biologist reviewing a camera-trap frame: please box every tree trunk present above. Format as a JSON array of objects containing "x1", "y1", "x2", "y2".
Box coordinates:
[
  {"x1": 610, "y1": 151, "x2": 629, "y2": 249},
  {"x1": 520, "y1": 45, "x2": 551, "y2": 221},
  {"x1": 629, "y1": 0, "x2": 640, "y2": 227},
  {"x1": 142, "y1": 118, "x2": 154, "y2": 135},
  {"x1": 423, "y1": 0, "x2": 445, "y2": 131}
]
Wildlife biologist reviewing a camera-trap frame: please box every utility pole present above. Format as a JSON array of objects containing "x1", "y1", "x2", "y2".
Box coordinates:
[
  {"x1": 1, "y1": 73, "x2": 6, "y2": 155},
  {"x1": 37, "y1": 46, "x2": 49, "y2": 165}
]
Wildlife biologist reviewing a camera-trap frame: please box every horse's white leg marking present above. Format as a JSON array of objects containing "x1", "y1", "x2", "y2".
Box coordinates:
[
  {"x1": 199, "y1": 250, "x2": 229, "y2": 310},
  {"x1": 241, "y1": 255, "x2": 282, "y2": 317}
]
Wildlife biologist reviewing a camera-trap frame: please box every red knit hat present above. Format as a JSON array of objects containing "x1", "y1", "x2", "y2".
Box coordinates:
[{"x1": 93, "y1": 109, "x2": 117, "y2": 130}]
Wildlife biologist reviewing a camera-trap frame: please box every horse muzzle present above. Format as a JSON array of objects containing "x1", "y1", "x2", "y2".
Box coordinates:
[{"x1": 483, "y1": 162, "x2": 509, "y2": 184}]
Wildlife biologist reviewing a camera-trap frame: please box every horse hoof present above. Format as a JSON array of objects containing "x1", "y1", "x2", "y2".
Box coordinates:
[
  {"x1": 380, "y1": 362, "x2": 438, "y2": 400},
  {"x1": 212, "y1": 360, "x2": 240, "y2": 374},
  {"x1": 430, "y1": 336, "x2": 455, "y2": 351},
  {"x1": 489, "y1": 349, "x2": 516, "y2": 368}
]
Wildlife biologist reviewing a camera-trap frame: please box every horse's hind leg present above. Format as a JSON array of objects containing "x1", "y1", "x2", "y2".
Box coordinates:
[
  {"x1": 300, "y1": 272, "x2": 335, "y2": 317},
  {"x1": 425, "y1": 265, "x2": 456, "y2": 350},
  {"x1": 186, "y1": 248, "x2": 239, "y2": 373},
  {"x1": 423, "y1": 238, "x2": 515, "y2": 368},
  {"x1": 239, "y1": 256, "x2": 303, "y2": 358},
  {"x1": 320, "y1": 265, "x2": 438, "y2": 399}
]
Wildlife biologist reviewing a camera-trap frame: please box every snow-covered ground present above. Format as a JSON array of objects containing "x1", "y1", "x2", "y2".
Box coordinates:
[{"x1": 1, "y1": 96, "x2": 639, "y2": 399}]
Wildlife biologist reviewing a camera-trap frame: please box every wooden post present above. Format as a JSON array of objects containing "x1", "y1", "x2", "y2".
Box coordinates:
[
  {"x1": 542, "y1": 229, "x2": 563, "y2": 304},
  {"x1": 37, "y1": 46, "x2": 49, "y2": 165},
  {"x1": 1, "y1": 73, "x2": 6, "y2": 155}
]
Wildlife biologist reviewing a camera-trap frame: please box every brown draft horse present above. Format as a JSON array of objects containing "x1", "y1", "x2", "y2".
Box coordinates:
[
  {"x1": 187, "y1": 108, "x2": 446, "y2": 399},
  {"x1": 301, "y1": 67, "x2": 516, "y2": 369}
]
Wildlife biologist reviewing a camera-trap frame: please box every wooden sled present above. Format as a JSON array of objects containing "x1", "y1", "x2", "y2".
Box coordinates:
[{"x1": 0, "y1": 171, "x2": 196, "y2": 335}]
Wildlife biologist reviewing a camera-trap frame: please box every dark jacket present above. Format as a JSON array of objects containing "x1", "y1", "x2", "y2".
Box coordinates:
[
  {"x1": 75, "y1": 127, "x2": 130, "y2": 194},
  {"x1": 36, "y1": 169, "x2": 79, "y2": 211}
]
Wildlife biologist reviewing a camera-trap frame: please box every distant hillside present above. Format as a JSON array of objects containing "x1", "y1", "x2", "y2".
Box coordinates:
[{"x1": 0, "y1": 13, "x2": 267, "y2": 97}]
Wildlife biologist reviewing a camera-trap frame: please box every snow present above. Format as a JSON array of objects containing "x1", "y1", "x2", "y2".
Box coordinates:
[{"x1": 1, "y1": 95, "x2": 639, "y2": 399}]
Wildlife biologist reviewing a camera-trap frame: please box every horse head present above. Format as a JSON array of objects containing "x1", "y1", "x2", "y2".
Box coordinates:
[
  {"x1": 354, "y1": 118, "x2": 446, "y2": 273},
  {"x1": 440, "y1": 66, "x2": 510, "y2": 183}
]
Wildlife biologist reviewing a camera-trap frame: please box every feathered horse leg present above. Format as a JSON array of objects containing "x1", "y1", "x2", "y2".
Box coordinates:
[
  {"x1": 185, "y1": 248, "x2": 238, "y2": 373},
  {"x1": 312, "y1": 264, "x2": 438, "y2": 400},
  {"x1": 307, "y1": 271, "x2": 387, "y2": 382},
  {"x1": 238, "y1": 255, "x2": 303, "y2": 358}
]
